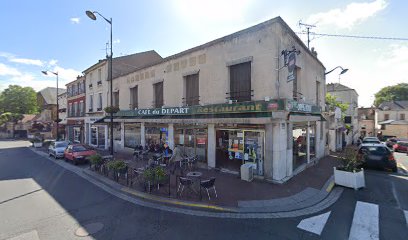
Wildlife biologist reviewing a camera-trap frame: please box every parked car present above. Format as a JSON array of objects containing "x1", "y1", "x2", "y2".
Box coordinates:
[
  {"x1": 378, "y1": 135, "x2": 396, "y2": 142},
  {"x1": 64, "y1": 144, "x2": 97, "y2": 165},
  {"x1": 362, "y1": 137, "x2": 381, "y2": 144},
  {"x1": 358, "y1": 143, "x2": 397, "y2": 172},
  {"x1": 393, "y1": 141, "x2": 408, "y2": 153},
  {"x1": 48, "y1": 141, "x2": 69, "y2": 158}
]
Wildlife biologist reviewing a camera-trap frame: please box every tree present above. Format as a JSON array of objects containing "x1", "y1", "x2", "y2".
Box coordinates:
[
  {"x1": 326, "y1": 93, "x2": 349, "y2": 113},
  {"x1": 0, "y1": 85, "x2": 38, "y2": 114},
  {"x1": 374, "y1": 83, "x2": 408, "y2": 107}
]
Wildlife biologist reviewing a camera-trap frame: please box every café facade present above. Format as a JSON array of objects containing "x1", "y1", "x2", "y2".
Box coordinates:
[{"x1": 97, "y1": 99, "x2": 325, "y2": 182}]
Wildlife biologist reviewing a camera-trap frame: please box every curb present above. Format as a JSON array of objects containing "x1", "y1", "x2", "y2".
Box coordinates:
[
  {"x1": 27, "y1": 146, "x2": 344, "y2": 218},
  {"x1": 397, "y1": 163, "x2": 408, "y2": 174}
]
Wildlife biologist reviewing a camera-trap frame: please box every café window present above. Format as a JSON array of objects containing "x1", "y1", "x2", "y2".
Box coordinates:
[
  {"x1": 153, "y1": 82, "x2": 164, "y2": 108},
  {"x1": 124, "y1": 123, "x2": 141, "y2": 148},
  {"x1": 184, "y1": 73, "x2": 199, "y2": 106},
  {"x1": 130, "y1": 86, "x2": 138, "y2": 109},
  {"x1": 229, "y1": 62, "x2": 252, "y2": 102},
  {"x1": 175, "y1": 126, "x2": 207, "y2": 163}
]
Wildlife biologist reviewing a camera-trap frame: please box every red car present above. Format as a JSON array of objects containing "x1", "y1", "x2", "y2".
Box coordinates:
[
  {"x1": 64, "y1": 144, "x2": 97, "y2": 165},
  {"x1": 393, "y1": 141, "x2": 408, "y2": 153}
]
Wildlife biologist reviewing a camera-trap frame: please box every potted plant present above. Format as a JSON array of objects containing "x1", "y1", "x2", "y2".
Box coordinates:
[
  {"x1": 334, "y1": 147, "x2": 365, "y2": 189},
  {"x1": 143, "y1": 167, "x2": 156, "y2": 192},
  {"x1": 89, "y1": 154, "x2": 103, "y2": 171},
  {"x1": 104, "y1": 106, "x2": 120, "y2": 114},
  {"x1": 107, "y1": 160, "x2": 127, "y2": 181},
  {"x1": 155, "y1": 167, "x2": 168, "y2": 190}
]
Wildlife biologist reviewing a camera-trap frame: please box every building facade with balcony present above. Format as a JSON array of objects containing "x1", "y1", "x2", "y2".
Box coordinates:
[
  {"x1": 95, "y1": 17, "x2": 327, "y2": 182},
  {"x1": 83, "y1": 51, "x2": 163, "y2": 149},
  {"x1": 66, "y1": 76, "x2": 86, "y2": 143}
]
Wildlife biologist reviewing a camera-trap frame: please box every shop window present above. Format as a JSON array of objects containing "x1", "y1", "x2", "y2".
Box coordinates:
[
  {"x1": 91, "y1": 127, "x2": 97, "y2": 145},
  {"x1": 146, "y1": 126, "x2": 167, "y2": 146},
  {"x1": 309, "y1": 123, "x2": 316, "y2": 159},
  {"x1": 97, "y1": 126, "x2": 105, "y2": 148},
  {"x1": 293, "y1": 124, "x2": 308, "y2": 171},
  {"x1": 175, "y1": 126, "x2": 208, "y2": 163},
  {"x1": 73, "y1": 127, "x2": 81, "y2": 143},
  {"x1": 153, "y1": 82, "x2": 164, "y2": 108},
  {"x1": 124, "y1": 124, "x2": 141, "y2": 148},
  {"x1": 184, "y1": 74, "x2": 199, "y2": 106},
  {"x1": 229, "y1": 62, "x2": 252, "y2": 102}
]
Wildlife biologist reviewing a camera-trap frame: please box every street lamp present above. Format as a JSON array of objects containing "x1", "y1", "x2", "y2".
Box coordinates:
[
  {"x1": 41, "y1": 70, "x2": 59, "y2": 140},
  {"x1": 86, "y1": 10, "x2": 114, "y2": 155},
  {"x1": 325, "y1": 66, "x2": 348, "y2": 75}
]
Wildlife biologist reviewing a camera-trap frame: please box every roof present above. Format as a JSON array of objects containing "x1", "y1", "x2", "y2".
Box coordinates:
[
  {"x1": 82, "y1": 50, "x2": 163, "y2": 77},
  {"x1": 326, "y1": 83, "x2": 358, "y2": 95},
  {"x1": 20, "y1": 114, "x2": 37, "y2": 123},
  {"x1": 378, "y1": 100, "x2": 408, "y2": 110},
  {"x1": 38, "y1": 87, "x2": 66, "y2": 105}
]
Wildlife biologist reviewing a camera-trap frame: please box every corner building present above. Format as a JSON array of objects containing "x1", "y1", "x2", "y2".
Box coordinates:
[{"x1": 96, "y1": 17, "x2": 327, "y2": 183}]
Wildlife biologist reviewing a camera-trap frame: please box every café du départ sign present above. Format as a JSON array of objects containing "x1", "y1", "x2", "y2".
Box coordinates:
[{"x1": 115, "y1": 100, "x2": 283, "y2": 117}]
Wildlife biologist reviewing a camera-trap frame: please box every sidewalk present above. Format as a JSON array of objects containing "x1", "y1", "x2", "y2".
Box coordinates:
[{"x1": 97, "y1": 148, "x2": 342, "y2": 208}]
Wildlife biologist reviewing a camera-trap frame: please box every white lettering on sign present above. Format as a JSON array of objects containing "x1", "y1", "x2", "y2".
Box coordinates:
[{"x1": 297, "y1": 103, "x2": 312, "y2": 112}]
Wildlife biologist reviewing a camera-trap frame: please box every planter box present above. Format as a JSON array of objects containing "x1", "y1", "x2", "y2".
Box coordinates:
[
  {"x1": 334, "y1": 167, "x2": 365, "y2": 190},
  {"x1": 33, "y1": 142, "x2": 43, "y2": 148}
]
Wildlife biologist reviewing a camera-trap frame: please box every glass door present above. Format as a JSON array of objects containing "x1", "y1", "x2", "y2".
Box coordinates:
[{"x1": 243, "y1": 131, "x2": 264, "y2": 176}]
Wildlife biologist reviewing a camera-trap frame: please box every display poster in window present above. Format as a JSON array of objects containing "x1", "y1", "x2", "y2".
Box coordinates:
[
  {"x1": 197, "y1": 138, "x2": 206, "y2": 145},
  {"x1": 179, "y1": 134, "x2": 184, "y2": 144},
  {"x1": 235, "y1": 152, "x2": 242, "y2": 159},
  {"x1": 287, "y1": 51, "x2": 297, "y2": 82}
]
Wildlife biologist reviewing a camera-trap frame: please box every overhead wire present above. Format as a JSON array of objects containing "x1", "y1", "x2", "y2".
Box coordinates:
[{"x1": 296, "y1": 32, "x2": 408, "y2": 41}]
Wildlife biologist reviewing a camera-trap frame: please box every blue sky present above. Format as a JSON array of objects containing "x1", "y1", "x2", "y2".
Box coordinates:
[{"x1": 0, "y1": 0, "x2": 407, "y2": 107}]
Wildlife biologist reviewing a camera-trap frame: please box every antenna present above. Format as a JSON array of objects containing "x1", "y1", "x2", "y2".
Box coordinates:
[{"x1": 299, "y1": 20, "x2": 316, "y2": 49}]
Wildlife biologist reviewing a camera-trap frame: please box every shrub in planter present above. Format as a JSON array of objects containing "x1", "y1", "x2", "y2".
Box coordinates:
[
  {"x1": 334, "y1": 147, "x2": 366, "y2": 189},
  {"x1": 104, "y1": 106, "x2": 120, "y2": 114},
  {"x1": 89, "y1": 154, "x2": 103, "y2": 171}
]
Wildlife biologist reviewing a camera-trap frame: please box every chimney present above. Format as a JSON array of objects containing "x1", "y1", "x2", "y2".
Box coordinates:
[{"x1": 311, "y1": 47, "x2": 318, "y2": 57}]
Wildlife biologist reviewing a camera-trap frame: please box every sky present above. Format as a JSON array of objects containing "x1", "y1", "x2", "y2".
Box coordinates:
[{"x1": 0, "y1": 0, "x2": 407, "y2": 107}]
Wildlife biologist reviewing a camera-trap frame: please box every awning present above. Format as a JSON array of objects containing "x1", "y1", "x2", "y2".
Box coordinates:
[{"x1": 288, "y1": 112, "x2": 326, "y2": 122}]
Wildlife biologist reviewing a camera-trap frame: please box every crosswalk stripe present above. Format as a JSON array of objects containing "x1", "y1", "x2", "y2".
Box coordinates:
[
  {"x1": 349, "y1": 201, "x2": 379, "y2": 240},
  {"x1": 297, "y1": 211, "x2": 331, "y2": 235}
]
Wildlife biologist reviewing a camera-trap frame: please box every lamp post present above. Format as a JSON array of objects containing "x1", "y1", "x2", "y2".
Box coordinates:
[
  {"x1": 86, "y1": 10, "x2": 114, "y2": 155},
  {"x1": 41, "y1": 70, "x2": 59, "y2": 140}
]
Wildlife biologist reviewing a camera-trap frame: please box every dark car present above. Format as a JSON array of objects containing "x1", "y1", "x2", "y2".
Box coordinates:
[{"x1": 358, "y1": 143, "x2": 397, "y2": 172}]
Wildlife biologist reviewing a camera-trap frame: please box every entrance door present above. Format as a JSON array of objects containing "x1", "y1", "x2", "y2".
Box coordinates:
[{"x1": 216, "y1": 130, "x2": 243, "y2": 172}]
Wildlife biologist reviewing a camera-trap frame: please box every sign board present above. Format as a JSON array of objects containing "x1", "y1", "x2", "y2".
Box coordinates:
[
  {"x1": 286, "y1": 100, "x2": 321, "y2": 114},
  {"x1": 334, "y1": 107, "x2": 341, "y2": 119},
  {"x1": 287, "y1": 51, "x2": 296, "y2": 82}
]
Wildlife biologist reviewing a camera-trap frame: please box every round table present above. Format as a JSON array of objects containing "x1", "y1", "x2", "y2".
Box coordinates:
[{"x1": 186, "y1": 171, "x2": 202, "y2": 178}]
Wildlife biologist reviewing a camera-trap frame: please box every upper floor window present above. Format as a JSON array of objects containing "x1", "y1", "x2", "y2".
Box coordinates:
[
  {"x1": 113, "y1": 91, "x2": 119, "y2": 108},
  {"x1": 184, "y1": 73, "x2": 199, "y2": 106},
  {"x1": 89, "y1": 95, "x2": 93, "y2": 112},
  {"x1": 153, "y1": 82, "x2": 164, "y2": 108},
  {"x1": 74, "y1": 102, "x2": 78, "y2": 117},
  {"x1": 229, "y1": 62, "x2": 252, "y2": 102},
  {"x1": 130, "y1": 86, "x2": 138, "y2": 109},
  {"x1": 97, "y1": 93, "x2": 103, "y2": 111},
  {"x1": 79, "y1": 101, "x2": 84, "y2": 116},
  {"x1": 400, "y1": 113, "x2": 405, "y2": 120},
  {"x1": 98, "y1": 69, "x2": 102, "y2": 82},
  {"x1": 384, "y1": 114, "x2": 389, "y2": 120},
  {"x1": 316, "y1": 81, "x2": 321, "y2": 105},
  {"x1": 69, "y1": 103, "x2": 73, "y2": 117}
]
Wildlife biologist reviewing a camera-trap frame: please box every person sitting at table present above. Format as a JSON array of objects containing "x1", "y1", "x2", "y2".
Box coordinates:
[
  {"x1": 162, "y1": 143, "x2": 172, "y2": 164},
  {"x1": 168, "y1": 144, "x2": 185, "y2": 174}
]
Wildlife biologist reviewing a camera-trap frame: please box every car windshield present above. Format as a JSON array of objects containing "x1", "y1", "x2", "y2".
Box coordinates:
[
  {"x1": 360, "y1": 146, "x2": 389, "y2": 155},
  {"x1": 72, "y1": 146, "x2": 88, "y2": 152},
  {"x1": 56, "y1": 142, "x2": 68, "y2": 148}
]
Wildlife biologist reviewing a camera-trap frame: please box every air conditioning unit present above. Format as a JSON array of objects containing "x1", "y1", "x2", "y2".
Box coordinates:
[{"x1": 240, "y1": 163, "x2": 254, "y2": 182}]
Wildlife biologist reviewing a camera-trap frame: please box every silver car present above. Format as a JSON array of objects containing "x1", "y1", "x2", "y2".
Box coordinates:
[{"x1": 48, "y1": 141, "x2": 69, "y2": 158}]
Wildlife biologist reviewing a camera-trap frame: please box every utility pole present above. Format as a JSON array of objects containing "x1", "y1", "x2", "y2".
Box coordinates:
[{"x1": 299, "y1": 21, "x2": 316, "y2": 49}]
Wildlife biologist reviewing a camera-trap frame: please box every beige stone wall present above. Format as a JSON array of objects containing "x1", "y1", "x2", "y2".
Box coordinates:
[
  {"x1": 84, "y1": 63, "x2": 108, "y2": 118},
  {"x1": 113, "y1": 20, "x2": 326, "y2": 110},
  {"x1": 381, "y1": 124, "x2": 408, "y2": 138}
]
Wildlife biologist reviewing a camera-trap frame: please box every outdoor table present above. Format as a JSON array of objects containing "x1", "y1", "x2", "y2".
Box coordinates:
[{"x1": 186, "y1": 171, "x2": 203, "y2": 199}]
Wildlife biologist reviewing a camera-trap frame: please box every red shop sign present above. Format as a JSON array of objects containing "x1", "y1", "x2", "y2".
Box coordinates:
[{"x1": 197, "y1": 138, "x2": 206, "y2": 145}]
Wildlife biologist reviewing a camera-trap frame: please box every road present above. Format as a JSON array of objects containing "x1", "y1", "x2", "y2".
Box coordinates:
[
  {"x1": 395, "y1": 152, "x2": 408, "y2": 173},
  {"x1": 0, "y1": 140, "x2": 407, "y2": 240}
]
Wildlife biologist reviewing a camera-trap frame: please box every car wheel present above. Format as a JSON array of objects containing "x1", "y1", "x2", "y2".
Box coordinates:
[
  {"x1": 392, "y1": 166, "x2": 398, "y2": 172},
  {"x1": 73, "y1": 158, "x2": 78, "y2": 165}
]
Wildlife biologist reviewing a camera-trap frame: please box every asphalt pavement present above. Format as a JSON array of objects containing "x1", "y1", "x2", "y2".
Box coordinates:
[{"x1": 1, "y1": 140, "x2": 407, "y2": 240}]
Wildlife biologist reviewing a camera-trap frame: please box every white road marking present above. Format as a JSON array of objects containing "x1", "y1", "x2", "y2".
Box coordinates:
[
  {"x1": 7, "y1": 230, "x2": 40, "y2": 240},
  {"x1": 297, "y1": 211, "x2": 331, "y2": 235},
  {"x1": 404, "y1": 210, "x2": 408, "y2": 228},
  {"x1": 349, "y1": 201, "x2": 379, "y2": 240}
]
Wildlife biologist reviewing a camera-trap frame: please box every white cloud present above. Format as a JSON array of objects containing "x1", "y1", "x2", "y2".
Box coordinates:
[
  {"x1": 9, "y1": 58, "x2": 44, "y2": 66},
  {"x1": 70, "y1": 17, "x2": 80, "y2": 24},
  {"x1": 377, "y1": 44, "x2": 408, "y2": 67},
  {"x1": 113, "y1": 39, "x2": 121, "y2": 44},
  {"x1": 48, "y1": 59, "x2": 58, "y2": 66},
  {"x1": 0, "y1": 63, "x2": 22, "y2": 76},
  {"x1": 308, "y1": 0, "x2": 388, "y2": 29}
]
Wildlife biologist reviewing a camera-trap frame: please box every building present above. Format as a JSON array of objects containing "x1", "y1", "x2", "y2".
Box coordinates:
[
  {"x1": 358, "y1": 107, "x2": 375, "y2": 138},
  {"x1": 326, "y1": 83, "x2": 359, "y2": 147},
  {"x1": 65, "y1": 76, "x2": 86, "y2": 143},
  {"x1": 83, "y1": 51, "x2": 162, "y2": 149},
  {"x1": 375, "y1": 101, "x2": 408, "y2": 138},
  {"x1": 94, "y1": 17, "x2": 327, "y2": 183},
  {"x1": 36, "y1": 87, "x2": 66, "y2": 139}
]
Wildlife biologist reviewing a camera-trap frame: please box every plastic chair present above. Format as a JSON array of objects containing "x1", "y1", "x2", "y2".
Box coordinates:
[{"x1": 200, "y1": 178, "x2": 217, "y2": 200}]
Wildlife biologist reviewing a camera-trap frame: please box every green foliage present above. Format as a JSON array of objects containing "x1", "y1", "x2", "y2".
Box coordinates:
[
  {"x1": 0, "y1": 85, "x2": 38, "y2": 114},
  {"x1": 338, "y1": 147, "x2": 363, "y2": 172},
  {"x1": 0, "y1": 112, "x2": 24, "y2": 125},
  {"x1": 326, "y1": 93, "x2": 349, "y2": 113},
  {"x1": 89, "y1": 154, "x2": 103, "y2": 165},
  {"x1": 107, "y1": 160, "x2": 127, "y2": 171},
  {"x1": 374, "y1": 83, "x2": 408, "y2": 106},
  {"x1": 104, "y1": 106, "x2": 120, "y2": 114}
]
